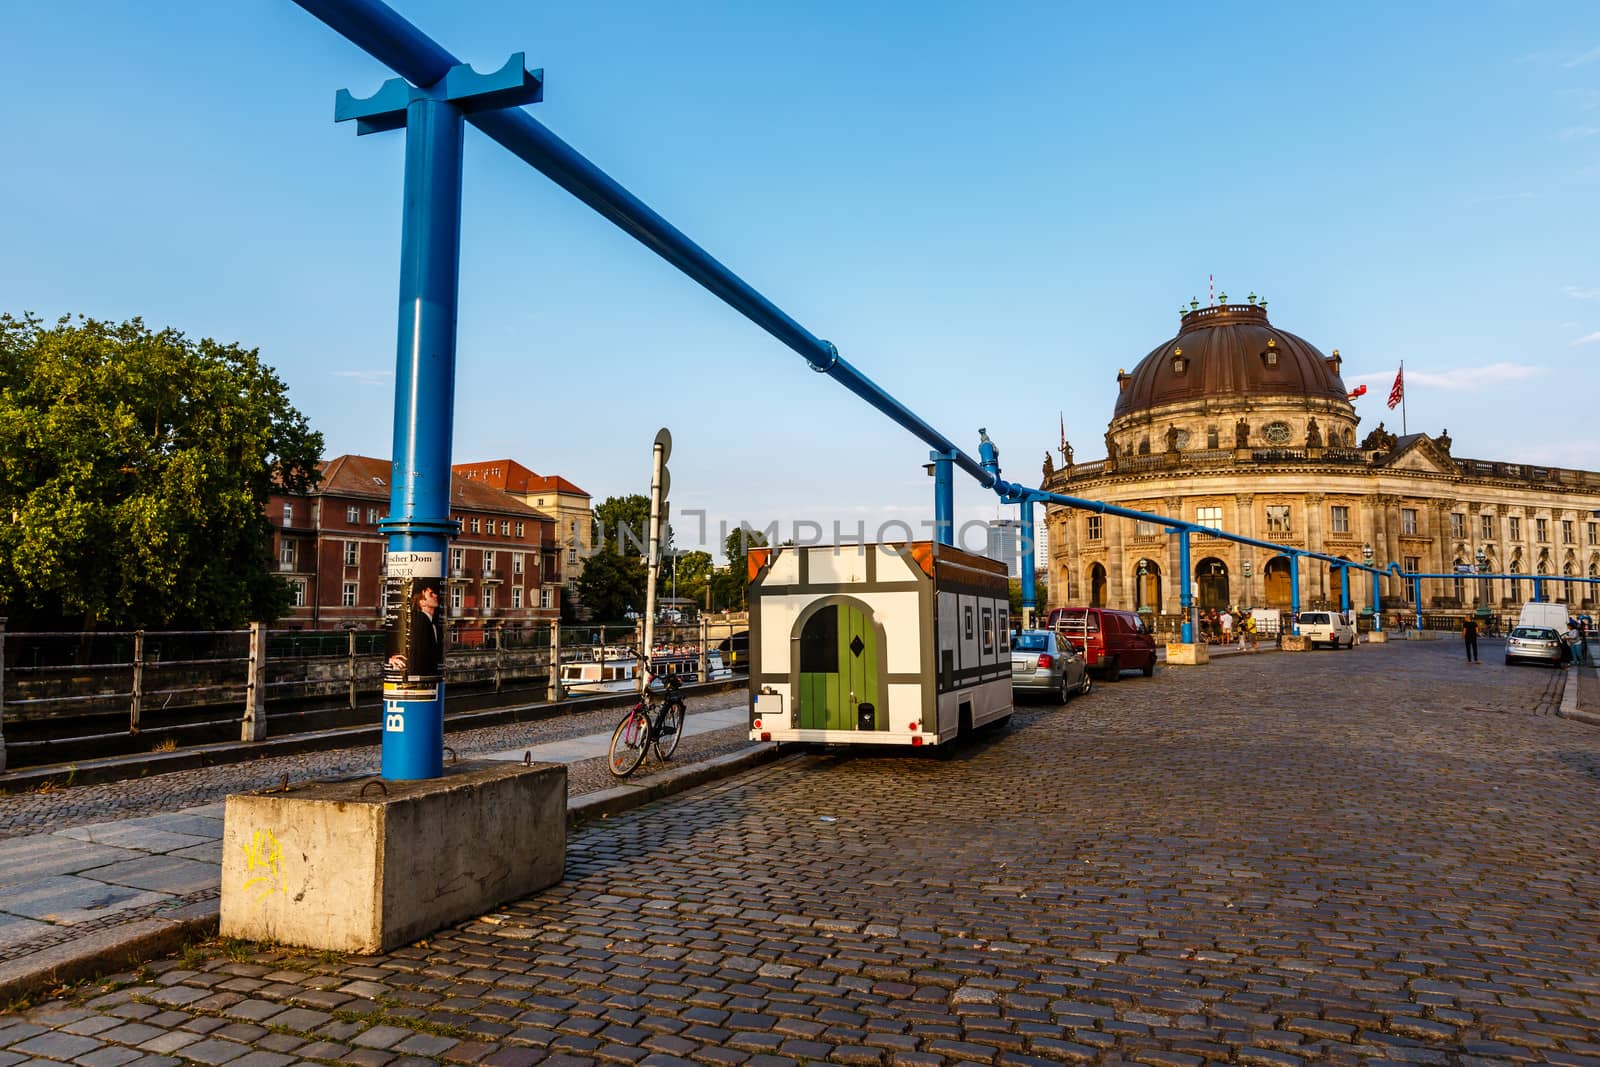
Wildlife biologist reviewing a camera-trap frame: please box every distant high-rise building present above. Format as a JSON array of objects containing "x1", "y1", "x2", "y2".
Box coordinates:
[{"x1": 986, "y1": 519, "x2": 1021, "y2": 578}]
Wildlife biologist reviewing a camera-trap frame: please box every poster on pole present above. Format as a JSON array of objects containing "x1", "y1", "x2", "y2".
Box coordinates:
[{"x1": 383, "y1": 551, "x2": 444, "y2": 698}]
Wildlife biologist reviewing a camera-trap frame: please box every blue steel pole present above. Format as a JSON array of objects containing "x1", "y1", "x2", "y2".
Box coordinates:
[
  {"x1": 1289, "y1": 555, "x2": 1301, "y2": 634},
  {"x1": 1019, "y1": 497, "x2": 1036, "y2": 628},
  {"x1": 1534, "y1": 577, "x2": 1545, "y2": 602},
  {"x1": 1339, "y1": 565, "x2": 1351, "y2": 615},
  {"x1": 377, "y1": 92, "x2": 466, "y2": 781},
  {"x1": 1413, "y1": 578, "x2": 1423, "y2": 630},
  {"x1": 1370, "y1": 571, "x2": 1381, "y2": 631},
  {"x1": 931, "y1": 450, "x2": 955, "y2": 546},
  {"x1": 1179, "y1": 529, "x2": 1193, "y2": 643}
]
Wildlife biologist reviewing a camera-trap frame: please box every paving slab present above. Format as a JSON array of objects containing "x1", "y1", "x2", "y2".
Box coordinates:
[
  {"x1": 79, "y1": 855, "x2": 220, "y2": 896},
  {"x1": 0, "y1": 913, "x2": 57, "y2": 951},
  {"x1": 167, "y1": 841, "x2": 224, "y2": 864},
  {"x1": 55, "y1": 824, "x2": 213, "y2": 854},
  {"x1": 0, "y1": 837, "x2": 151, "y2": 887},
  {"x1": 115, "y1": 815, "x2": 226, "y2": 840},
  {"x1": 0, "y1": 876, "x2": 172, "y2": 924}
]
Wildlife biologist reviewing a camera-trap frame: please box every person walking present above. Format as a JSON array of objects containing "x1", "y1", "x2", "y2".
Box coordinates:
[
  {"x1": 1242, "y1": 611, "x2": 1259, "y2": 652},
  {"x1": 1220, "y1": 609, "x2": 1234, "y2": 647},
  {"x1": 1462, "y1": 617, "x2": 1479, "y2": 664},
  {"x1": 1566, "y1": 620, "x2": 1584, "y2": 667}
]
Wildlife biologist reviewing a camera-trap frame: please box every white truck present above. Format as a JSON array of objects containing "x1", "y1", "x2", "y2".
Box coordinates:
[
  {"x1": 1295, "y1": 610, "x2": 1357, "y2": 649},
  {"x1": 1518, "y1": 601, "x2": 1570, "y2": 632}
]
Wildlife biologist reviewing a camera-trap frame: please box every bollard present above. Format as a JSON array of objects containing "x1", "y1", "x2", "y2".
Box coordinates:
[
  {"x1": 494, "y1": 626, "x2": 504, "y2": 692},
  {"x1": 0, "y1": 617, "x2": 7, "y2": 773},
  {"x1": 348, "y1": 629, "x2": 358, "y2": 711},
  {"x1": 548, "y1": 621, "x2": 562, "y2": 701},
  {"x1": 699, "y1": 615, "x2": 708, "y2": 681},
  {"x1": 130, "y1": 630, "x2": 145, "y2": 734},
  {"x1": 242, "y1": 621, "x2": 268, "y2": 742}
]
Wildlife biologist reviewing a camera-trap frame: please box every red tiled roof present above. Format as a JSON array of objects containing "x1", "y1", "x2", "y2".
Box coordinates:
[
  {"x1": 309, "y1": 456, "x2": 552, "y2": 520},
  {"x1": 526, "y1": 474, "x2": 588, "y2": 496}
]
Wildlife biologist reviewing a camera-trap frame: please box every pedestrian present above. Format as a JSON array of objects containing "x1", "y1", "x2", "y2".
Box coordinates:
[
  {"x1": 1462, "y1": 617, "x2": 1478, "y2": 663},
  {"x1": 1566, "y1": 620, "x2": 1584, "y2": 667},
  {"x1": 1220, "y1": 608, "x2": 1234, "y2": 647},
  {"x1": 1242, "y1": 612, "x2": 1259, "y2": 652}
]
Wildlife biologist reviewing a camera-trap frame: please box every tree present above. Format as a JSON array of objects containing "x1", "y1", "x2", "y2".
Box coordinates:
[
  {"x1": 0, "y1": 313, "x2": 323, "y2": 629},
  {"x1": 593, "y1": 494, "x2": 653, "y2": 557},
  {"x1": 575, "y1": 543, "x2": 645, "y2": 622},
  {"x1": 1009, "y1": 575, "x2": 1049, "y2": 622},
  {"x1": 711, "y1": 526, "x2": 769, "y2": 611}
]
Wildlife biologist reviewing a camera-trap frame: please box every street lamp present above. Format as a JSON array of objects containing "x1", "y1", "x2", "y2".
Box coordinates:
[
  {"x1": 1136, "y1": 559, "x2": 1150, "y2": 613},
  {"x1": 1362, "y1": 542, "x2": 1374, "y2": 565},
  {"x1": 1475, "y1": 545, "x2": 1490, "y2": 620},
  {"x1": 1242, "y1": 558, "x2": 1253, "y2": 607}
]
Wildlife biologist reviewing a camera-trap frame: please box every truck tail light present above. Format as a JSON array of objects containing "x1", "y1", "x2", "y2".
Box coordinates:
[
  {"x1": 760, "y1": 732, "x2": 772, "y2": 741},
  {"x1": 911, "y1": 736, "x2": 923, "y2": 746},
  {"x1": 753, "y1": 719, "x2": 762, "y2": 730}
]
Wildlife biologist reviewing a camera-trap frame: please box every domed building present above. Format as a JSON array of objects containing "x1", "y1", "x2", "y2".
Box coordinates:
[{"x1": 1042, "y1": 296, "x2": 1600, "y2": 624}]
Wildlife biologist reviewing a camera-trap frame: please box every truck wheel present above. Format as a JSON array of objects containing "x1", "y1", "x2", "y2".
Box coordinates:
[{"x1": 1141, "y1": 656, "x2": 1155, "y2": 677}]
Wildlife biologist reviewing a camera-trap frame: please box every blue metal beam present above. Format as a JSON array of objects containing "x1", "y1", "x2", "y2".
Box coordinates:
[{"x1": 293, "y1": 0, "x2": 994, "y2": 485}]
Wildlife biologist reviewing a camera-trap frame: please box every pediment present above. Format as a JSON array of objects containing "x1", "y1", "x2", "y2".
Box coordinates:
[{"x1": 1384, "y1": 435, "x2": 1459, "y2": 475}]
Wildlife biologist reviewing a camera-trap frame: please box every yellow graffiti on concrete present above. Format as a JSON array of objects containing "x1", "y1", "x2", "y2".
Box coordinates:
[{"x1": 241, "y1": 828, "x2": 287, "y2": 903}]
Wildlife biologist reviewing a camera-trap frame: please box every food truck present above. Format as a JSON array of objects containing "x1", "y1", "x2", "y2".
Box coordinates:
[{"x1": 747, "y1": 541, "x2": 1012, "y2": 747}]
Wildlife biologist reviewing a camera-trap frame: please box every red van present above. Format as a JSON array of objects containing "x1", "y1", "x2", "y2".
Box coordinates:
[{"x1": 1046, "y1": 607, "x2": 1157, "y2": 680}]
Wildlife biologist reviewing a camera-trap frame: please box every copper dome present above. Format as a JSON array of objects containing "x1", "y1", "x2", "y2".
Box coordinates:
[{"x1": 1112, "y1": 303, "x2": 1350, "y2": 419}]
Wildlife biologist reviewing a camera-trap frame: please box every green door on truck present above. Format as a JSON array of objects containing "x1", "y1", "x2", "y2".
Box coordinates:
[{"x1": 797, "y1": 602, "x2": 881, "y2": 730}]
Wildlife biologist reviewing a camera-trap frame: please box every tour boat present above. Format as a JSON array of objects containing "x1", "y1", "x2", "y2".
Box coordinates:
[{"x1": 558, "y1": 646, "x2": 732, "y2": 694}]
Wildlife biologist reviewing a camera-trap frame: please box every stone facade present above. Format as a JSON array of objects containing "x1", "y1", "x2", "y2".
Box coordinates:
[{"x1": 1045, "y1": 302, "x2": 1600, "y2": 620}]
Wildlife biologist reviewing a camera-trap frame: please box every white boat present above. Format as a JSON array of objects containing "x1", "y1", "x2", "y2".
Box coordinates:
[{"x1": 558, "y1": 647, "x2": 731, "y2": 695}]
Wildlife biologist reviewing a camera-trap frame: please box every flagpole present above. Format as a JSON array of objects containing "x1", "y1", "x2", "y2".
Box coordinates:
[{"x1": 1400, "y1": 360, "x2": 1407, "y2": 436}]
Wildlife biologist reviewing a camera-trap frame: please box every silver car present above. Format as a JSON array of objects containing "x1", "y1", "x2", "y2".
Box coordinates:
[
  {"x1": 1011, "y1": 629, "x2": 1091, "y2": 703},
  {"x1": 1506, "y1": 625, "x2": 1565, "y2": 667}
]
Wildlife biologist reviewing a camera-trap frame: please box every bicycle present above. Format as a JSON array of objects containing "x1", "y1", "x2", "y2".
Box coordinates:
[{"x1": 607, "y1": 670, "x2": 685, "y2": 777}]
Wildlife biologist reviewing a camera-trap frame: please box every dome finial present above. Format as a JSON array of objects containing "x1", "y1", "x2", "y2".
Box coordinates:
[
  {"x1": 1247, "y1": 291, "x2": 1257, "y2": 305},
  {"x1": 1189, "y1": 297, "x2": 1200, "y2": 311}
]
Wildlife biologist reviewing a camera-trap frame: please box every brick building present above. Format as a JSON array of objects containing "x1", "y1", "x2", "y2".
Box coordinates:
[
  {"x1": 452, "y1": 459, "x2": 592, "y2": 602},
  {"x1": 268, "y1": 455, "x2": 559, "y2": 635}
]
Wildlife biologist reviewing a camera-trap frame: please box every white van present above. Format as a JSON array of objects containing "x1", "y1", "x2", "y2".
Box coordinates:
[
  {"x1": 1518, "y1": 601, "x2": 1570, "y2": 632},
  {"x1": 1296, "y1": 610, "x2": 1356, "y2": 649}
]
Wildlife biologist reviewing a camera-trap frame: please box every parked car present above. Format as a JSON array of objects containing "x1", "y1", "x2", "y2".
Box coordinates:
[
  {"x1": 1046, "y1": 607, "x2": 1157, "y2": 680},
  {"x1": 1011, "y1": 629, "x2": 1091, "y2": 703},
  {"x1": 1295, "y1": 610, "x2": 1356, "y2": 649},
  {"x1": 1506, "y1": 625, "x2": 1566, "y2": 667}
]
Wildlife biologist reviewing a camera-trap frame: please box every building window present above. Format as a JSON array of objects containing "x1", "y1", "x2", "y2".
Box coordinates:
[
  {"x1": 1451, "y1": 513, "x2": 1465, "y2": 539},
  {"x1": 512, "y1": 552, "x2": 524, "y2": 575},
  {"x1": 1563, "y1": 520, "x2": 1574, "y2": 544},
  {"x1": 279, "y1": 540, "x2": 296, "y2": 567},
  {"x1": 1087, "y1": 515, "x2": 1102, "y2": 541},
  {"x1": 1452, "y1": 560, "x2": 1465, "y2": 603},
  {"x1": 450, "y1": 585, "x2": 464, "y2": 611},
  {"x1": 1330, "y1": 506, "x2": 1350, "y2": 535},
  {"x1": 1509, "y1": 562, "x2": 1522, "y2": 600},
  {"x1": 568, "y1": 577, "x2": 577, "y2": 591},
  {"x1": 1135, "y1": 519, "x2": 1159, "y2": 536},
  {"x1": 342, "y1": 582, "x2": 358, "y2": 607},
  {"x1": 1536, "y1": 517, "x2": 1549, "y2": 542},
  {"x1": 1265, "y1": 505, "x2": 1291, "y2": 535},
  {"x1": 1401, "y1": 509, "x2": 1418, "y2": 536},
  {"x1": 1589, "y1": 522, "x2": 1598, "y2": 546},
  {"x1": 344, "y1": 541, "x2": 359, "y2": 567},
  {"x1": 484, "y1": 586, "x2": 494, "y2": 611},
  {"x1": 568, "y1": 547, "x2": 578, "y2": 564},
  {"x1": 1403, "y1": 557, "x2": 1421, "y2": 601},
  {"x1": 516, "y1": 522, "x2": 525, "y2": 538},
  {"x1": 290, "y1": 580, "x2": 307, "y2": 607},
  {"x1": 1510, "y1": 516, "x2": 1522, "y2": 540},
  {"x1": 451, "y1": 547, "x2": 465, "y2": 575},
  {"x1": 1206, "y1": 426, "x2": 1219, "y2": 450},
  {"x1": 1483, "y1": 514, "x2": 1495, "y2": 541},
  {"x1": 470, "y1": 517, "x2": 481, "y2": 534},
  {"x1": 282, "y1": 503, "x2": 293, "y2": 526},
  {"x1": 1196, "y1": 506, "x2": 1222, "y2": 531},
  {"x1": 512, "y1": 586, "x2": 523, "y2": 609},
  {"x1": 367, "y1": 507, "x2": 380, "y2": 524},
  {"x1": 540, "y1": 588, "x2": 552, "y2": 610},
  {"x1": 483, "y1": 550, "x2": 495, "y2": 574},
  {"x1": 345, "y1": 505, "x2": 358, "y2": 523},
  {"x1": 500, "y1": 520, "x2": 510, "y2": 536}
]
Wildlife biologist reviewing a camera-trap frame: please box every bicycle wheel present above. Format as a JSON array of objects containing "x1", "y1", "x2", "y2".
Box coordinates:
[
  {"x1": 608, "y1": 708, "x2": 650, "y2": 777},
  {"x1": 654, "y1": 700, "x2": 684, "y2": 761}
]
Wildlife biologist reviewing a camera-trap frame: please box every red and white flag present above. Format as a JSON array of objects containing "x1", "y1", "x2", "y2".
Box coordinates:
[
  {"x1": 1386, "y1": 366, "x2": 1404, "y2": 410},
  {"x1": 1347, "y1": 384, "x2": 1368, "y2": 400}
]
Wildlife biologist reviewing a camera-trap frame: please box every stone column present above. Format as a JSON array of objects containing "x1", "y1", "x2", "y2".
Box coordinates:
[
  {"x1": 1107, "y1": 510, "x2": 1127, "y2": 610},
  {"x1": 1234, "y1": 493, "x2": 1256, "y2": 606},
  {"x1": 1305, "y1": 493, "x2": 1326, "y2": 604}
]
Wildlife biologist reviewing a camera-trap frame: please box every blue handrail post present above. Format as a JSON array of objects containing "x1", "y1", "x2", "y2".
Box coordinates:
[
  {"x1": 1533, "y1": 577, "x2": 1545, "y2": 602},
  {"x1": 1289, "y1": 554, "x2": 1301, "y2": 635},
  {"x1": 1413, "y1": 577, "x2": 1423, "y2": 631},
  {"x1": 1019, "y1": 496, "x2": 1036, "y2": 629},
  {"x1": 931, "y1": 449, "x2": 956, "y2": 547},
  {"x1": 1338, "y1": 564, "x2": 1351, "y2": 615},
  {"x1": 1178, "y1": 528, "x2": 1193, "y2": 643},
  {"x1": 1370, "y1": 570, "x2": 1382, "y2": 631}
]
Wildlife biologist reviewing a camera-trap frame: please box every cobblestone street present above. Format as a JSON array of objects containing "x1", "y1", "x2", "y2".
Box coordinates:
[{"x1": 5, "y1": 638, "x2": 1600, "y2": 1065}]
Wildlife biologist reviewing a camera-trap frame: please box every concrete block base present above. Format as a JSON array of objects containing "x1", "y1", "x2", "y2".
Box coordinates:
[
  {"x1": 1281, "y1": 635, "x2": 1310, "y2": 652},
  {"x1": 1165, "y1": 642, "x2": 1210, "y2": 665},
  {"x1": 220, "y1": 760, "x2": 565, "y2": 953},
  {"x1": 1367, "y1": 631, "x2": 1389, "y2": 643}
]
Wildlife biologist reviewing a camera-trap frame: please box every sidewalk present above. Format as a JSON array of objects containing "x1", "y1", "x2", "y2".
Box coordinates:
[{"x1": 0, "y1": 706, "x2": 767, "y2": 1001}]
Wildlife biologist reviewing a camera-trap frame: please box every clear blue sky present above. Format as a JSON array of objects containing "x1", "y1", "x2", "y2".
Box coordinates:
[{"x1": 6, "y1": 1, "x2": 1600, "y2": 560}]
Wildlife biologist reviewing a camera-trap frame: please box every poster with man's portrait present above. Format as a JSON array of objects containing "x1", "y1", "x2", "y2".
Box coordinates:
[{"x1": 383, "y1": 552, "x2": 445, "y2": 690}]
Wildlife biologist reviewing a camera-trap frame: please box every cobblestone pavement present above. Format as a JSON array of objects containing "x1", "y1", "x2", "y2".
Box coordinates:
[
  {"x1": 0, "y1": 693, "x2": 752, "y2": 840},
  {"x1": 6, "y1": 638, "x2": 1600, "y2": 1065}
]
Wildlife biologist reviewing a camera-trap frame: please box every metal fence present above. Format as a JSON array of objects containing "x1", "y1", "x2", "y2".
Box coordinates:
[{"x1": 0, "y1": 618, "x2": 750, "y2": 737}]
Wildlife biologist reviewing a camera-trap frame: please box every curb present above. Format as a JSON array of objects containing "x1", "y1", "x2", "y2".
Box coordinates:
[
  {"x1": 0, "y1": 741, "x2": 783, "y2": 1004},
  {"x1": 0, "y1": 680, "x2": 746, "y2": 792}
]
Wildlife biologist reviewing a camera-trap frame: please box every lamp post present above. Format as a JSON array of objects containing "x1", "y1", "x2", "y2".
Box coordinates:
[
  {"x1": 1136, "y1": 559, "x2": 1150, "y2": 614},
  {"x1": 1363, "y1": 541, "x2": 1380, "y2": 632},
  {"x1": 1475, "y1": 545, "x2": 1490, "y2": 625},
  {"x1": 1242, "y1": 558, "x2": 1253, "y2": 608}
]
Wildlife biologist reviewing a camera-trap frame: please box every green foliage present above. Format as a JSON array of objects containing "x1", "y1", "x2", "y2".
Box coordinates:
[
  {"x1": 711, "y1": 526, "x2": 769, "y2": 611},
  {"x1": 1008, "y1": 575, "x2": 1049, "y2": 619},
  {"x1": 575, "y1": 546, "x2": 645, "y2": 623},
  {"x1": 0, "y1": 313, "x2": 323, "y2": 629},
  {"x1": 667, "y1": 549, "x2": 713, "y2": 607},
  {"x1": 593, "y1": 494, "x2": 652, "y2": 556}
]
